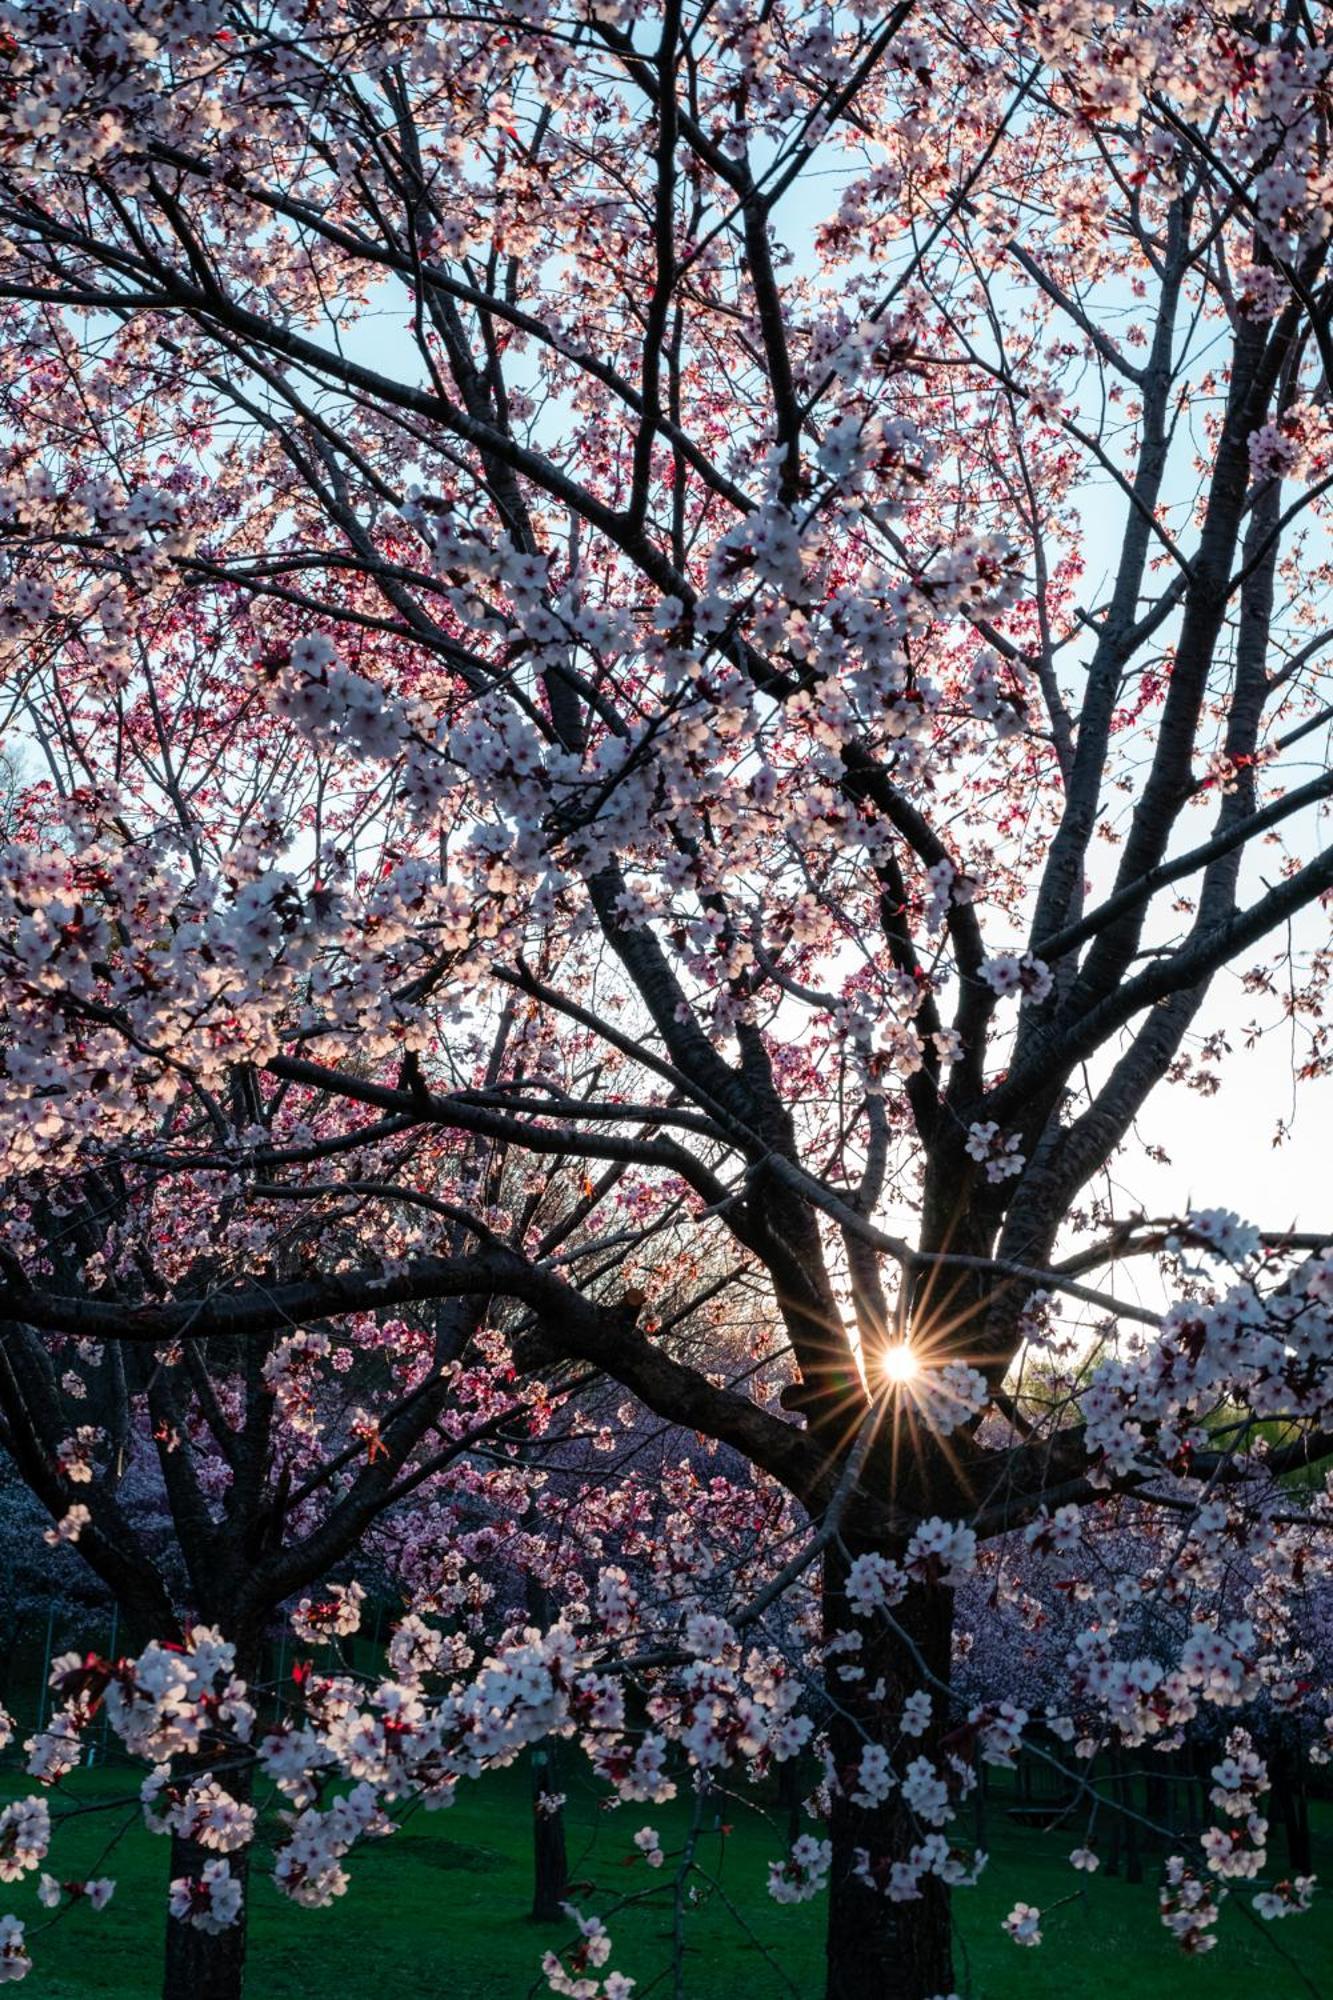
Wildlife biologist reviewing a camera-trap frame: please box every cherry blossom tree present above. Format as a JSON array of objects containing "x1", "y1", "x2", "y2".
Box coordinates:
[{"x1": 0, "y1": 1, "x2": 1332, "y2": 1997}]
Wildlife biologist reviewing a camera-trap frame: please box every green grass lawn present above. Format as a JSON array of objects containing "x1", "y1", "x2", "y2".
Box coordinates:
[{"x1": 5, "y1": 1757, "x2": 1330, "y2": 1998}]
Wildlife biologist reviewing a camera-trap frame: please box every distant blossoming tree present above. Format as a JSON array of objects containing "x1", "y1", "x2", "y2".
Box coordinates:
[{"x1": 0, "y1": 1, "x2": 1331, "y2": 1997}]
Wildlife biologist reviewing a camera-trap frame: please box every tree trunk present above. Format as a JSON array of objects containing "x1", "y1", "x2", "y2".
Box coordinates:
[
  {"x1": 162, "y1": 1827, "x2": 250, "y2": 2000},
  {"x1": 530, "y1": 1744, "x2": 570, "y2": 1922},
  {"x1": 160, "y1": 1636, "x2": 258, "y2": 2000},
  {"x1": 525, "y1": 1574, "x2": 569, "y2": 1922},
  {"x1": 823, "y1": 1554, "x2": 956, "y2": 2000},
  {"x1": 778, "y1": 1748, "x2": 803, "y2": 1848},
  {"x1": 1117, "y1": 1759, "x2": 1143, "y2": 1885},
  {"x1": 1104, "y1": 1786, "x2": 1123, "y2": 1878},
  {"x1": 1270, "y1": 1729, "x2": 1313, "y2": 1875}
]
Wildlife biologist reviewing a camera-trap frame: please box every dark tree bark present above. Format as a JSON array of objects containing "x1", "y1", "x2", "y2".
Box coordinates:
[
  {"x1": 778, "y1": 1749, "x2": 804, "y2": 1848},
  {"x1": 525, "y1": 1575, "x2": 569, "y2": 1922},
  {"x1": 530, "y1": 1744, "x2": 571, "y2": 1922},
  {"x1": 1117, "y1": 1759, "x2": 1143, "y2": 1885},
  {"x1": 823, "y1": 1558, "x2": 955, "y2": 2000},
  {"x1": 1269, "y1": 1729, "x2": 1313, "y2": 1875},
  {"x1": 162, "y1": 1821, "x2": 251, "y2": 2000},
  {"x1": 1104, "y1": 1793, "x2": 1123, "y2": 1878},
  {"x1": 160, "y1": 1641, "x2": 259, "y2": 2000}
]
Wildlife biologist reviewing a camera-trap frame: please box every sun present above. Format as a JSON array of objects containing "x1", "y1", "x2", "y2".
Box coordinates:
[{"x1": 880, "y1": 1342, "x2": 920, "y2": 1387}]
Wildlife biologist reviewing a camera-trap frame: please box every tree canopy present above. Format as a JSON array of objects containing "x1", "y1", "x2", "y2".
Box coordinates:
[{"x1": 0, "y1": 1, "x2": 1331, "y2": 1996}]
